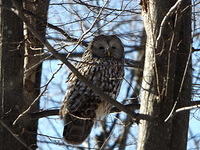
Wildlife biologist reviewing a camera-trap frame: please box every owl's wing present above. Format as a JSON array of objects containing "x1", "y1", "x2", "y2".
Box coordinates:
[
  {"x1": 60, "y1": 60, "x2": 97, "y2": 144},
  {"x1": 60, "y1": 60, "x2": 96, "y2": 117}
]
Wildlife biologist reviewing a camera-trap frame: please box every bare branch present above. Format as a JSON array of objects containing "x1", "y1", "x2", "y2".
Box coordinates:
[
  {"x1": 72, "y1": 0, "x2": 139, "y2": 14},
  {"x1": 28, "y1": 103, "x2": 140, "y2": 119},
  {"x1": 156, "y1": 0, "x2": 183, "y2": 44},
  {"x1": 165, "y1": 101, "x2": 200, "y2": 122}
]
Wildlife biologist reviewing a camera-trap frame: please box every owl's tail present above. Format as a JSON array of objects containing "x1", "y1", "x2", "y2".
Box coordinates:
[{"x1": 63, "y1": 114, "x2": 94, "y2": 144}]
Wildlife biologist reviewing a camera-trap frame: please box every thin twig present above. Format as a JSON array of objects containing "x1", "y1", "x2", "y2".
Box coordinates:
[
  {"x1": 156, "y1": 0, "x2": 183, "y2": 44},
  {"x1": 165, "y1": 102, "x2": 200, "y2": 122},
  {"x1": 65, "y1": 0, "x2": 110, "y2": 58},
  {"x1": 72, "y1": 0, "x2": 139, "y2": 14},
  {"x1": 24, "y1": 53, "x2": 53, "y2": 74},
  {"x1": 99, "y1": 126, "x2": 114, "y2": 150},
  {"x1": 22, "y1": 8, "x2": 88, "y2": 47},
  {"x1": 165, "y1": 46, "x2": 193, "y2": 122}
]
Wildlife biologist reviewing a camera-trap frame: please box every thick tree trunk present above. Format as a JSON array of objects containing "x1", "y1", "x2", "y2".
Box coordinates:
[
  {"x1": 137, "y1": 0, "x2": 191, "y2": 150},
  {"x1": 22, "y1": 0, "x2": 49, "y2": 148},
  {"x1": 23, "y1": 0, "x2": 49, "y2": 109},
  {"x1": 0, "y1": 0, "x2": 26, "y2": 150},
  {"x1": 0, "y1": 1, "x2": 49, "y2": 149}
]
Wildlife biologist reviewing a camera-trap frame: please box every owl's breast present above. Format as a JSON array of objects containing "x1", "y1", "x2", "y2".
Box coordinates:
[
  {"x1": 91, "y1": 60, "x2": 124, "y2": 117},
  {"x1": 62, "y1": 59, "x2": 124, "y2": 119}
]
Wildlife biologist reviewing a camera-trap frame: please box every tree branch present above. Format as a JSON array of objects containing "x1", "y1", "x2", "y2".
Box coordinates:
[
  {"x1": 165, "y1": 101, "x2": 200, "y2": 122},
  {"x1": 28, "y1": 103, "x2": 141, "y2": 119},
  {"x1": 22, "y1": 8, "x2": 88, "y2": 47}
]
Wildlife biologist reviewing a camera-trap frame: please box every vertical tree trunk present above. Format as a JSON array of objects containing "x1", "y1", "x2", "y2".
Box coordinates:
[
  {"x1": 137, "y1": 0, "x2": 191, "y2": 150},
  {"x1": 22, "y1": 0, "x2": 49, "y2": 148},
  {"x1": 0, "y1": 0, "x2": 49, "y2": 149},
  {"x1": 23, "y1": 0, "x2": 49, "y2": 109},
  {"x1": 0, "y1": 0, "x2": 26, "y2": 150},
  {"x1": 170, "y1": 1, "x2": 191, "y2": 148}
]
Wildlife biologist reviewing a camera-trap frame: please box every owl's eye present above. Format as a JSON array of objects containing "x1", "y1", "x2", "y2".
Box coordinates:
[
  {"x1": 112, "y1": 46, "x2": 116, "y2": 49},
  {"x1": 99, "y1": 46, "x2": 105, "y2": 50}
]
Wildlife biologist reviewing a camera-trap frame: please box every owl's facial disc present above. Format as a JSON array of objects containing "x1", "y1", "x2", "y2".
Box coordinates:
[{"x1": 91, "y1": 35, "x2": 124, "y2": 60}]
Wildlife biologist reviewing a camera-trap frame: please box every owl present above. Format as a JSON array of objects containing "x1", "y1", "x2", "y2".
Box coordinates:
[{"x1": 60, "y1": 35, "x2": 124, "y2": 144}]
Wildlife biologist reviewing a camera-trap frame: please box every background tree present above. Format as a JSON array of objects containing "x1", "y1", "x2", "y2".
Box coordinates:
[
  {"x1": 0, "y1": 0, "x2": 25, "y2": 150},
  {"x1": 0, "y1": 0, "x2": 49, "y2": 149}
]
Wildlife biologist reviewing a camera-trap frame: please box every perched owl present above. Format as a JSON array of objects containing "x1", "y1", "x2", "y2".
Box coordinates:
[{"x1": 60, "y1": 35, "x2": 124, "y2": 144}]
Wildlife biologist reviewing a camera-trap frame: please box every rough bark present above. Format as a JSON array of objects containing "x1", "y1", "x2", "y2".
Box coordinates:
[
  {"x1": 0, "y1": 0, "x2": 49, "y2": 149},
  {"x1": 0, "y1": 0, "x2": 26, "y2": 149},
  {"x1": 23, "y1": 0, "x2": 49, "y2": 108},
  {"x1": 137, "y1": 0, "x2": 191, "y2": 150},
  {"x1": 21, "y1": 0, "x2": 49, "y2": 148},
  {"x1": 170, "y1": 1, "x2": 191, "y2": 148}
]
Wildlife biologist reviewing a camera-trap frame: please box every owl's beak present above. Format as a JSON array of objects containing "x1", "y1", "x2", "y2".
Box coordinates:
[
  {"x1": 107, "y1": 51, "x2": 111, "y2": 57},
  {"x1": 106, "y1": 48, "x2": 112, "y2": 57}
]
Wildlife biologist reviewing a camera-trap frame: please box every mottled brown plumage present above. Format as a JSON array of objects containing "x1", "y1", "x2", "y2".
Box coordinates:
[{"x1": 60, "y1": 35, "x2": 124, "y2": 144}]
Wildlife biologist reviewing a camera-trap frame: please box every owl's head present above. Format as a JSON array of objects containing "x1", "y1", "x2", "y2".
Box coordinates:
[{"x1": 87, "y1": 35, "x2": 124, "y2": 60}]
